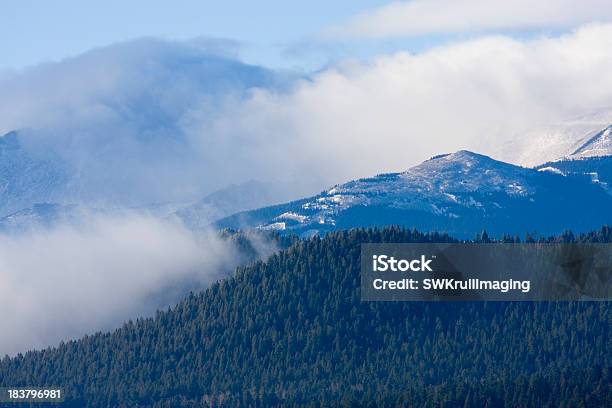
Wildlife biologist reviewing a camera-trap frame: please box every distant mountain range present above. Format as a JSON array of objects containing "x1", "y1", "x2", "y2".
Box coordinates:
[
  {"x1": 2, "y1": 119, "x2": 612, "y2": 237},
  {"x1": 535, "y1": 125, "x2": 612, "y2": 193},
  {"x1": 174, "y1": 180, "x2": 298, "y2": 230},
  {"x1": 217, "y1": 149, "x2": 612, "y2": 237},
  {"x1": 0, "y1": 176, "x2": 298, "y2": 233},
  {"x1": 0, "y1": 131, "x2": 70, "y2": 217},
  {"x1": 568, "y1": 124, "x2": 612, "y2": 159},
  {"x1": 495, "y1": 109, "x2": 612, "y2": 166},
  {"x1": 0, "y1": 203, "x2": 80, "y2": 232},
  {"x1": 213, "y1": 120, "x2": 612, "y2": 238}
]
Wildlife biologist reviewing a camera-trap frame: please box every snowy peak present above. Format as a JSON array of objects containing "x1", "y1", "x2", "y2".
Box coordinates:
[
  {"x1": 0, "y1": 203, "x2": 79, "y2": 232},
  {"x1": 322, "y1": 150, "x2": 535, "y2": 218},
  {"x1": 0, "y1": 130, "x2": 71, "y2": 217},
  {"x1": 534, "y1": 125, "x2": 612, "y2": 195},
  {"x1": 174, "y1": 180, "x2": 298, "y2": 228},
  {"x1": 0, "y1": 131, "x2": 20, "y2": 151},
  {"x1": 403, "y1": 150, "x2": 533, "y2": 196},
  {"x1": 569, "y1": 125, "x2": 612, "y2": 159},
  {"x1": 495, "y1": 109, "x2": 612, "y2": 166},
  {"x1": 217, "y1": 149, "x2": 612, "y2": 237},
  {"x1": 417, "y1": 150, "x2": 523, "y2": 171}
]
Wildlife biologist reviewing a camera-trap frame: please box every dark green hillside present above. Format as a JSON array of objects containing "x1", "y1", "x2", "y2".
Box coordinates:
[
  {"x1": 1, "y1": 227, "x2": 610, "y2": 407},
  {"x1": 537, "y1": 156, "x2": 612, "y2": 193}
]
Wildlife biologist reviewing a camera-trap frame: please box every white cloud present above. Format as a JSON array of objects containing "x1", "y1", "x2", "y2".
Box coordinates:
[
  {"x1": 0, "y1": 214, "x2": 258, "y2": 356},
  {"x1": 326, "y1": 0, "x2": 612, "y2": 38},
  {"x1": 193, "y1": 24, "x2": 612, "y2": 183},
  {"x1": 2, "y1": 28, "x2": 612, "y2": 204},
  {"x1": 0, "y1": 38, "x2": 285, "y2": 207}
]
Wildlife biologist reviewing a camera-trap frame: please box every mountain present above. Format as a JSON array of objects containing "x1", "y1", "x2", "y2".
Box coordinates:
[
  {"x1": 568, "y1": 124, "x2": 612, "y2": 159},
  {"x1": 0, "y1": 131, "x2": 70, "y2": 217},
  {"x1": 535, "y1": 125, "x2": 612, "y2": 194},
  {"x1": 0, "y1": 40, "x2": 291, "y2": 217},
  {"x1": 536, "y1": 156, "x2": 612, "y2": 194},
  {"x1": 495, "y1": 109, "x2": 612, "y2": 166},
  {"x1": 0, "y1": 180, "x2": 298, "y2": 234},
  {"x1": 174, "y1": 180, "x2": 298, "y2": 229},
  {"x1": 216, "y1": 150, "x2": 612, "y2": 238},
  {"x1": 0, "y1": 203, "x2": 80, "y2": 232},
  {"x1": 1, "y1": 227, "x2": 609, "y2": 407},
  {"x1": 6, "y1": 146, "x2": 611, "y2": 238}
]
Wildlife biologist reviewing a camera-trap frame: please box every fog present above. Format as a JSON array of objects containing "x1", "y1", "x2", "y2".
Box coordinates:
[
  {"x1": 3, "y1": 27, "x2": 612, "y2": 204},
  {"x1": 0, "y1": 213, "x2": 270, "y2": 356},
  {"x1": 192, "y1": 24, "x2": 612, "y2": 183}
]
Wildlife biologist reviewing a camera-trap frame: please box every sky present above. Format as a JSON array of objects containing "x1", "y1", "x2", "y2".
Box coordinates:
[
  {"x1": 5, "y1": 0, "x2": 612, "y2": 72},
  {"x1": 1, "y1": 0, "x2": 391, "y2": 70}
]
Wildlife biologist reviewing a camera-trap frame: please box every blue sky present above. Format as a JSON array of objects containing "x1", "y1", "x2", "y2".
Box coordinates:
[
  {"x1": 5, "y1": 0, "x2": 605, "y2": 72},
  {"x1": 1, "y1": 0, "x2": 394, "y2": 70}
]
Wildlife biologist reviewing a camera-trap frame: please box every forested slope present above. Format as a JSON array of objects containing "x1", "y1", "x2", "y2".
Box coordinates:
[{"x1": 1, "y1": 227, "x2": 610, "y2": 407}]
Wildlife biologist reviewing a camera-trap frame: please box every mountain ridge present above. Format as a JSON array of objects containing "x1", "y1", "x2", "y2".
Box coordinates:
[
  {"x1": 496, "y1": 112, "x2": 612, "y2": 166},
  {"x1": 216, "y1": 150, "x2": 612, "y2": 237},
  {"x1": 0, "y1": 131, "x2": 71, "y2": 217},
  {"x1": 569, "y1": 125, "x2": 612, "y2": 159}
]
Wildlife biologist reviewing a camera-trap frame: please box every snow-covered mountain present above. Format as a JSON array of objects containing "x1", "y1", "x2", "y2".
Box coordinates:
[
  {"x1": 493, "y1": 110, "x2": 612, "y2": 200},
  {"x1": 496, "y1": 110, "x2": 612, "y2": 166},
  {"x1": 0, "y1": 131, "x2": 70, "y2": 217},
  {"x1": 534, "y1": 125, "x2": 612, "y2": 194},
  {"x1": 4, "y1": 106, "x2": 612, "y2": 237},
  {"x1": 174, "y1": 180, "x2": 299, "y2": 230},
  {"x1": 0, "y1": 203, "x2": 80, "y2": 233},
  {"x1": 537, "y1": 156, "x2": 612, "y2": 194},
  {"x1": 3, "y1": 147, "x2": 612, "y2": 237},
  {"x1": 0, "y1": 40, "x2": 291, "y2": 218},
  {"x1": 216, "y1": 151, "x2": 612, "y2": 238},
  {"x1": 0, "y1": 179, "x2": 298, "y2": 234},
  {"x1": 567, "y1": 125, "x2": 612, "y2": 159},
  {"x1": 0, "y1": 127, "x2": 299, "y2": 230}
]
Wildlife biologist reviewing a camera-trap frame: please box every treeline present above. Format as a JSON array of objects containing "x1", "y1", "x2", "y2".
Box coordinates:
[{"x1": 0, "y1": 226, "x2": 610, "y2": 407}]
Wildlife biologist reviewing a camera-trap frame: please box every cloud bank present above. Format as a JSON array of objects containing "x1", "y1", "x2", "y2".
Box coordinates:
[
  {"x1": 326, "y1": 0, "x2": 612, "y2": 39},
  {"x1": 0, "y1": 214, "x2": 258, "y2": 356},
  {"x1": 0, "y1": 38, "x2": 286, "y2": 207},
  {"x1": 195, "y1": 24, "x2": 612, "y2": 183},
  {"x1": 3, "y1": 27, "x2": 612, "y2": 206}
]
